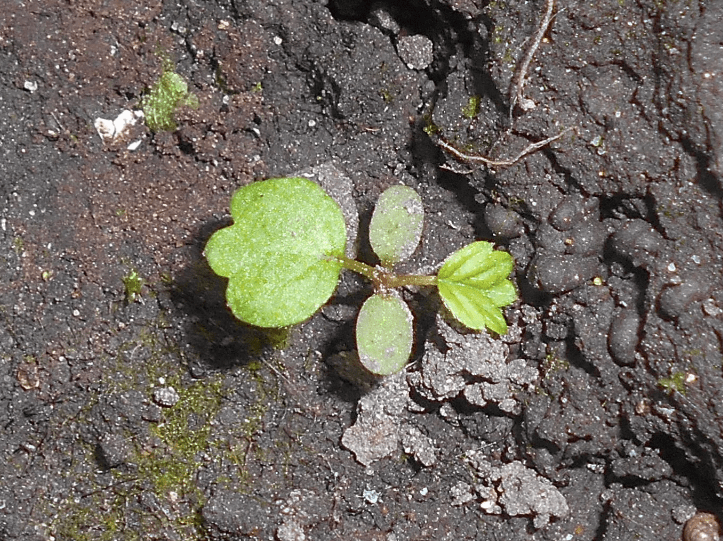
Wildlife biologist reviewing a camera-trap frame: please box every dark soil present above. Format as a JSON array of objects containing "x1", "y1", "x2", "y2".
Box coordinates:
[{"x1": 2, "y1": 0, "x2": 722, "y2": 540}]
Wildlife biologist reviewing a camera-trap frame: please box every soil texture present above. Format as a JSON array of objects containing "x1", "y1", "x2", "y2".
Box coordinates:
[{"x1": 1, "y1": 0, "x2": 723, "y2": 540}]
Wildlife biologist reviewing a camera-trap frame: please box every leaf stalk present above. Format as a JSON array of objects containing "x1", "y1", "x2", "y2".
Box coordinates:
[{"x1": 333, "y1": 256, "x2": 437, "y2": 289}]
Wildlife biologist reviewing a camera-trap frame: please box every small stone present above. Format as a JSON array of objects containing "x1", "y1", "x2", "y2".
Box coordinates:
[
  {"x1": 450, "y1": 481, "x2": 476, "y2": 506},
  {"x1": 401, "y1": 426, "x2": 437, "y2": 466},
  {"x1": 97, "y1": 433, "x2": 130, "y2": 468},
  {"x1": 528, "y1": 253, "x2": 599, "y2": 294},
  {"x1": 369, "y1": 5, "x2": 400, "y2": 35},
  {"x1": 153, "y1": 386, "x2": 180, "y2": 407},
  {"x1": 467, "y1": 456, "x2": 569, "y2": 529},
  {"x1": 143, "y1": 403, "x2": 163, "y2": 422},
  {"x1": 396, "y1": 35, "x2": 433, "y2": 70}
]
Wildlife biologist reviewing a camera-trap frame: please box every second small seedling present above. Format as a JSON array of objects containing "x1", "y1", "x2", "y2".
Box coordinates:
[{"x1": 205, "y1": 177, "x2": 517, "y2": 375}]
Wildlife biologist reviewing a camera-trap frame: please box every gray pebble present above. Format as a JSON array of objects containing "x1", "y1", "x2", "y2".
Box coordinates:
[
  {"x1": 609, "y1": 219, "x2": 663, "y2": 268},
  {"x1": 396, "y1": 35, "x2": 433, "y2": 70},
  {"x1": 608, "y1": 309, "x2": 640, "y2": 366},
  {"x1": 658, "y1": 276, "x2": 711, "y2": 320},
  {"x1": 368, "y1": 4, "x2": 399, "y2": 35},
  {"x1": 97, "y1": 433, "x2": 130, "y2": 468},
  {"x1": 484, "y1": 204, "x2": 524, "y2": 239},
  {"x1": 466, "y1": 453, "x2": 569, "y2": 529},
  {"x1": 153, "y1": 386, "x2": 180, "y2": 407},
  {"x1": 401, "y1": 426, "x2": 437, "y2": 467},
  {"x1": 528, "y1": 253, "x2": 599, "y2": 294}
]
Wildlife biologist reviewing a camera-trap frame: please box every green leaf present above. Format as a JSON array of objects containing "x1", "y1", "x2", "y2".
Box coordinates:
[
  {"x1": 369, "y1": 185, "x2": 424, "y2": 266},
  {"x1": 437, "y1": 241, "x2": 517, "y2": 334},
  {"x1": 204, "y1": 177, "x2": 347, "y2": 328},
  {"x1": 356, "y1": 293, "x2": 414, "y2": 375}
]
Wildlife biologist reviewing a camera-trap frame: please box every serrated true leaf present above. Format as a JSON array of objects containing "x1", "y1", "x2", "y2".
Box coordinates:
[
  {"x1": 356, "y1": 293, "x2": 413, "y2": 376},
  {"x1": 369, "y1": 185, "x2": 424, "y2": 266},
  {"x1": 437, "y1": 241, "x2": 516, "y2": 334},
  {"x1": 204, "y1": 177, "x2": 346, "y2": 328}
]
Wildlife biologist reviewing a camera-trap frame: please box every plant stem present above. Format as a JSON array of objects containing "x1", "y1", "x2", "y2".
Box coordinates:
[
  {"x1": 333, "y1": 256, "x2": 437, "y2": 289},
  {"x1": 384, "y1": 273, "x2": 437, "y2": 288}
]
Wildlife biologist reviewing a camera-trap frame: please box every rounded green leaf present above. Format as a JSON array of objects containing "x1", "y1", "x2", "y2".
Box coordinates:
[
  {"x1": 204, "y1": 177, "x2": 347, "y2": 327},
  {"x1": 369, "y1": 185, "x2": 424, "y2": 266},
  {"x1": 437, "y1": 241, "x2": 517, "y2": 334},
  {"x1": 356, "y1": 293, "x2": 414, "y2": 376}
]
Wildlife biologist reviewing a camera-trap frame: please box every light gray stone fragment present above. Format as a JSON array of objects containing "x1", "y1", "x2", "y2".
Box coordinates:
[
  {"x1": 396, "y1": 35, "x2": 433, "y2": 70},
  {"x1": 276, "y1": 489, "x2": 324, "y2": 541},
  {"x1": 408, "y1": 316, "x2": 537, "y2": 413},
  {"x1": 341, "y1": 372, "x2": 411, "y2": 466},
  {"x1": 153, "y1": 386, "x2": 179, "y2": 407},
  {"x1": 466, "y1": 451, "x2": 569, "y2": 529},
  {"x1": 401, "y1": 426, "x2": 437, "y2": 466},
  {"x1": 368, "y1": 4, "x2": 400, "y2": 35},
  {"x1": 450, "y1": 481, "x2": 476, "y2": 506}
]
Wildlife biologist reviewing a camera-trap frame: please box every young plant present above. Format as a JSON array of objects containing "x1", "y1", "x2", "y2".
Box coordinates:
[
  {"x1": 204, "y1": 177, "x2": 517, "y2": 375},
  {"x1": 142, "y1": 56, "x2": 199, "y2": 132}
]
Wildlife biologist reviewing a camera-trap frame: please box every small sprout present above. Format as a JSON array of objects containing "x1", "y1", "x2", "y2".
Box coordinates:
[
  {"x1": 423, "y1": 122, "x2": 441, "y2": 136},
  {"x1": 205, "y1": 178, "x2": 517, "y2": 375},
  {"x1": 142, "y1": 57, "x2": 199, "y2": 132},
  {"x1": 13, "y1": 237, "x2": 24, "y2": 254},
  {"x1": 41, "y1": 270, "x2": 53, "y2": 281},
  {"x1": 123, "y1": 270, "x2": 144, "y2": 302},
  {"x1": 368, "y1": 185, "x2": 423, "y2": 266}
]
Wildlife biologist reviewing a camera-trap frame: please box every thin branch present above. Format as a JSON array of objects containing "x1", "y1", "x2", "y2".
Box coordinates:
[
  {"x1": 436, "y1": 127, "x2": 573, "y2": 168},
  {"x1": 509, "y1": 0, "x2": 555, "y2": 121},
  {"x1": 433, "y1": 0, "x2": 570, "y2": 170}
]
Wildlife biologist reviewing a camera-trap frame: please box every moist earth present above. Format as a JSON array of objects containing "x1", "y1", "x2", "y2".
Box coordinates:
[{"x1": 1, "y1": 0, "x2": 722, "y2": 540}]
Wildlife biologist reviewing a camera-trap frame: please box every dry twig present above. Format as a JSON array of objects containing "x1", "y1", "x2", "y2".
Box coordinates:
[
  {"x1": 436, "y1": 127, "x2": 572, "y2": 168},
  {"x1": 435, "y1": 0, "x2": 569, "y2": 169},
  {"x1": 509, "y1": 0, "x2": 556, "y2": 120}
]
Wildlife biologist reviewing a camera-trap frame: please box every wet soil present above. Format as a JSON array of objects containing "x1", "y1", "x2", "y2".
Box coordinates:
[{"x1": 1, "y1": 0, "x2": 723, "y2": 540}]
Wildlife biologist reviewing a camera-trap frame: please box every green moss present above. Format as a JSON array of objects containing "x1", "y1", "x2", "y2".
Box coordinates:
[
  {"x1": 142, "y1": 55, "x2": 199, "y2": 132},
  {"x1": 422, "y1": 119, "x2": 441, "y2": 136},
  {"x1": 542, "y1": 352, "x2": 570, "y2": 376},
  {"x1": 462, "y1": 95, "x2": 481, "y2": 119},
  {"x1": 48, "y1": 284, "x2": 295, "y2": 541},
  {"x1": 657, "y1": 371, "x2": 692, "y2": 394},
  {"x1": 144, "y1": 376, "x2": 224, "y2": 490}
]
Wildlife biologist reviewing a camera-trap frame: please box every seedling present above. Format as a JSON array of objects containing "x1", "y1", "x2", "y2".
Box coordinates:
[
  {"x1": 142, "y1": 56, "x2": 199, "y2": 132},
  {"x1": 122, "y1": 270, "x2": 144, "y2": 303},
  {"x1": 205, "y1": 177, "x2": 517, "y2": 375}
]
